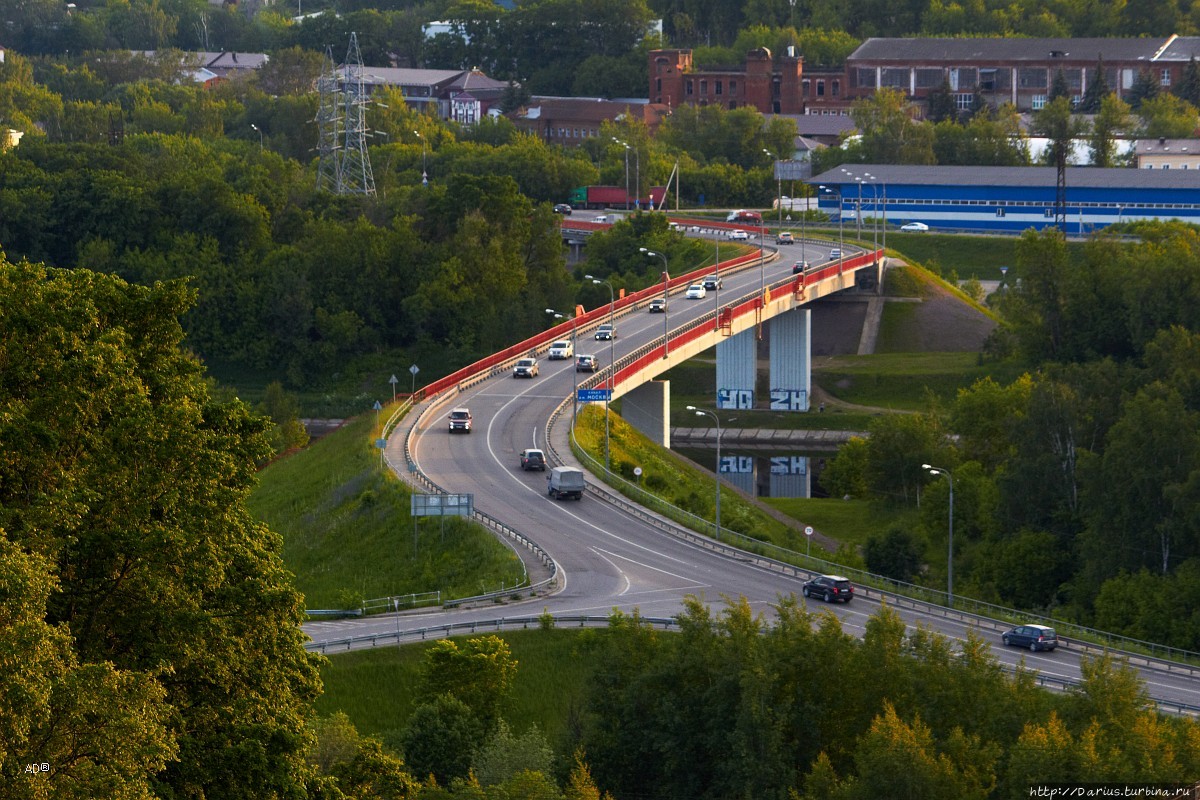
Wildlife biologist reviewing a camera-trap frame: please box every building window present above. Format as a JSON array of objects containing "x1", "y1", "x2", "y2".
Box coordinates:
[
  {"x1": 881, "y1": 67, "x2": 908, "y2": 88},
  {"x1": 802, "y1": 79, "x2": 810, "y2": 96},
  {"x1": 656, "y1": 77, "x2": 661, "y2": 92},
  {"x1": 1163, "y1": 164, "x2": 1170, "y2": 169},
  {"x1": 856, "y1": 68, "x2": 877, "y2": 88},
  {"x1": 686, "y1": 80, "x2": 693, "y2": 96},
  {"x1": 715, "y1": 80, "x2": 723, "y2": 95},
  {"x1": 955, "y1": 93, "x2": 974, "y2": 110},
  {"x1": 914, "y1": 68, "x2": 943, "y2": 89},
  {"x1": 817, "y1": 80, "x2": 825, "y2": 97},
  {"x1": 700, "y1": 80, "x2": 707, "y2": 95},
  {"x1": 1162, "y1": 68, "x2": 1172, "y2": 86},
  {"x1": 730, "y1": 80, "x2": 736, "y2": 95},
  {"x1": 996, "y1": 208, "x2": 1006, "y2": 217},
  {"x1": 1018, "y1": 67, "x2": 1047, "y2": 89},
  {"x1": 832, "y1": 79, "x2": 840, "y2": 97},
  {"x1": 1044, "y1": 209, "x2": 1054, "y2": 217},
  {"x1": 729, "y1": 101, "x2": 736, "y2": 109},
  {"x1": 1032, "y1": 95, "x2": 1047, "y2": 110}
]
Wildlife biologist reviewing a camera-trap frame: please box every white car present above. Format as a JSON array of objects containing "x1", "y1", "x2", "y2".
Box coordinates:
[
  {"x1": 726, "y1": 229, "x2": 750, "y2": 240},
  {"x1": 547, "y1": 340, "x2": 574, "y2": 360},
  {"x1": 685, "y1": 283, "x2": 707, "y2": 299},
  {"x1": 900, "y1": 221, "x2": 930, "y2": 232},
  {"x1": 829, "y1": 249, "x2": 843, "y2": 260}
]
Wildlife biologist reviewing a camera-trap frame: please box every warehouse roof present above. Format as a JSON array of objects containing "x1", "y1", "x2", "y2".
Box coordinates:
[
  {"x1": 811, "y1": 164, "x2": 1200, "y2": 190},
  {"x1": 850, "y1": 37, "x2": 1168, "y2": 64}
]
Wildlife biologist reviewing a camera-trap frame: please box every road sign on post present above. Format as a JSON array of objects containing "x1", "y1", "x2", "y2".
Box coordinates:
[{"x1": 577, "y1": 388, "x2": 611, "y2": 402}]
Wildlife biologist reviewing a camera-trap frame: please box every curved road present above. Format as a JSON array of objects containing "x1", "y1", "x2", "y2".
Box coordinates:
[{"x1": 303, "y1": 230, "x2": 1200, "y2": 714}]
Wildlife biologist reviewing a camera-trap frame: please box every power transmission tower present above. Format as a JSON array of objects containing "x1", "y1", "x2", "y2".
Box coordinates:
[
  {"x1": 315, "y1": 46, "x2": 341, "y2": 193},
  {"x1": 336, "y1": 32, "x2": 376, "y2": 196},
  {"x1": 1054, "y1": 144, "x2": 1066, "y2": 233}
]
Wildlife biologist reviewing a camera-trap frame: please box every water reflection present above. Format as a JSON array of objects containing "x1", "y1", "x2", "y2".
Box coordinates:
[{"x1": 673, "y1": 447, "x2": 832, "y2": 499}]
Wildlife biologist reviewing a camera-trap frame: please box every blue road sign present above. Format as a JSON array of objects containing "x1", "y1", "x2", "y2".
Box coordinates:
[{"x1": 577, "y1": 388, "x2": 611, "y2": 402}]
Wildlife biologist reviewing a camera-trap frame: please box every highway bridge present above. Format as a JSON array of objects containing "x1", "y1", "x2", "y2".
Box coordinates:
[{"x1": 302, "y1": 220, "x2": 1200, "y2": 716}]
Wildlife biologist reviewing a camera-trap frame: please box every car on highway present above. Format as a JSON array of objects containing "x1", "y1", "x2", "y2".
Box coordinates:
[
  {"x1": 575, "y1": 354, "x2": 598, "y2": 372},
  {"x1": 829, "y1": 248, "x2": 843, "y2": 260},
  {"x1": 802, "y1": 574, "x2": 854, "y2": 603},
  {"x1": 792, "y1": 260, "x2": 810, "y2": 274},
  {"x1": 553, "y1": 203, "x2": 572, "y2": 215},
  {"x1": 448, "y1": 408, "x2": 473, "y2": 434},
  {"x1": 547, "y1": 340, "x2": 574, "y2": 360},
  {"x1": 513, "y1": 357, "x2": 539, "y2": 378},
  {"x1": 519, "y1": 448, "x2": 547, "y2": 471},
  {"x1": 594, "y1": 324, "x2": 616, "y2": 341},
  {"x1": 648, "y1": 298, "x2": 667, "y2": 313},
  {"x1": 594, "y1": 214, "x2": 610, "y2": 223},
  {"x1": 702, "y1": 275, "x2": 723, "y2": 291},
  {"x1": 900, "y1": 221, "x2": 929, "y2": 232},
  {"x1": 775, "y1": 231, "x2": 795, "y2": 245},
  {"x1": 726, "y1": 229, "x2": 750, "y2": 240},
  {"x1": 685, "y1": 283, "x2": 707, "y2": 299},
  {"x1": 1002, "y1": 624, "x2": 1058, "y2": 652}
]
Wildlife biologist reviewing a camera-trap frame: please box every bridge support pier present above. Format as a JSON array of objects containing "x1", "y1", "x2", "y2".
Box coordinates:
[
  {"x1": 768, "y1": 308, "x2": 811, "y2": 412},
  {"x1": 621, "y1": 380, "x2": 670, "y2": 448},
  {"x1": 716, "y1": 330, "x2": 756, "y2": 410}
]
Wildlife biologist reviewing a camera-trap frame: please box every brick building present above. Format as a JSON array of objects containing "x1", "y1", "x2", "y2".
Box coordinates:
[{"x1": 650, "y1": 47, "x2": 804, "y2": 114}]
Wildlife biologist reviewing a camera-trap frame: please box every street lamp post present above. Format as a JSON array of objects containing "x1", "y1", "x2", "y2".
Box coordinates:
[
  {"x1": 250, "y1": 123, "x2": 263, "y2": 150},
  {"x1": 864, "y1": 173, "x2": 880, "y2": 256},
  {"x1": 414, "y1": 130, "x2": 427, "y2": 185},
  {"x1": 686, "y1": 405, "x2": 722, "y2": 541},
  {"x1": 613, "y1": 138, "x2": 630, "y2": 210},
  {"x1": 546, "y1": 308, "x2": 580, "y2": 426},
  {"x1": 922, "y1": 464, "x2": 955, "y2": 607},
  {"x1": 764, "y1": 148, "x2": 781, "y2": 225},
  {"x1": 585, "y1": 274, "x2": 615, "y2": 472},
  {"x1": 640, "y1": 248, "x2": 670, "y2": 358}
]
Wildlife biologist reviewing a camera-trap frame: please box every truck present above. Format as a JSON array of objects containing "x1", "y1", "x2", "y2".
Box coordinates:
[
  {"x1": 547, "y1": 466, "x2": 586, "y2": 500},
  {"x1": 569, "y1": 186, "x2": 668, "y2": 210}
]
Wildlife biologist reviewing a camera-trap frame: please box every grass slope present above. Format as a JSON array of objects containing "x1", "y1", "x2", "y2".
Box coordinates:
[{"x1": 249, "y1": 413, "x2": 525, "y2": 609}]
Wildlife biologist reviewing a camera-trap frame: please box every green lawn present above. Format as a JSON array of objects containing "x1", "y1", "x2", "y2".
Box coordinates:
[
  {"x1": 249, "y1": 412, "x2": 526, "y2": 610},
  {"x1": 315, "y1": 628, "x2": 599, "y2": 750}
]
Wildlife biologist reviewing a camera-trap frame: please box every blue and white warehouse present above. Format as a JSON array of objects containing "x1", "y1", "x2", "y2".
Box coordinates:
[{"x1": 809, "y1": 165, "x2": 1200, "y2": 234}]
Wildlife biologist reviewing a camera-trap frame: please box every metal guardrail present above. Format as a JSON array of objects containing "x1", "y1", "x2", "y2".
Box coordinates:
[{"x1": 305, "y1": 614, "x2": 680, "y2": 653}]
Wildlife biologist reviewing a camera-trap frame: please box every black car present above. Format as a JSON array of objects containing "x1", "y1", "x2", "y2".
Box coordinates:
[
  {"x1": 802, "y1": 574, "x2": 854, "y2": 603},
  {"x1": 702, "y1": 275, "x2": 723, "y2": 291},
  {"x1": 1002, "y1": 624, "x2": 1058, "y2": 652},
  {"x1": 519, "y1": 448, "x2": 547, "y2": 471},
  {"x1": 553, "y1": 203, "x2": 572, "y2": 215},
  {"x1": 595, "y1": 324, "x2": 616, "y2": 341},
  {"x1": 575, "y1": 354, "x2": 598, "y2": 372},
  {"x1": 792, "y1": 260, "x2": 810, "y2": 274}
]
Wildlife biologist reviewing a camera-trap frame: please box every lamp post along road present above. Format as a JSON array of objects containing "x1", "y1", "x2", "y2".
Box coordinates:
[
  {"x1": 414, "y1": 130, "x2": 427, "y2": 185},
  {"x1": 687, "y1": 406, "x2": 722, "y2": 541},
  {"x1": 546, "y1": 309, "x2": 580, "y2": 426},
  {"x1": 585, "y1": 275, "x2": 615, "y2": 471},
  {"x1": 613, "y1": 138, "x2": 630, "y2": 210},
  {"x1": 923, "y1": 464, "x2": 955, "y2": 607},
  {"x1": 250, "y1": 123, "x2": 263, "y2": 150},
  {"x1": 640, "y1": 248, "x2": 670, "y2": 357}
]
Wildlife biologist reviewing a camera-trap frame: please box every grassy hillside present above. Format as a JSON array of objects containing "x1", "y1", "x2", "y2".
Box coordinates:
[{"x1": 249, "y1": 412, "x2": 525, "y2": 609}]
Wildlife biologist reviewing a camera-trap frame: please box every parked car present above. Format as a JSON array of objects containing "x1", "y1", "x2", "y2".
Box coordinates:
[
  {"x1": 648, "y1": 298, "x2": 667, "y2": 313},
  {"x1": 829, "y1": 248, "x2": 843, "y2": 260},
  {"x1": 448, "y1": 408, "x2": 473, "y2": 434},
  {"x1": 792, "y1": 260, "x2": 810, "y2": 274},
  {"x1": 726, "y1": 229, "x2": 750, "y2": 240},
  {"x1": 685, "y1": 283, "x2": 707, "y2": 299},
  {"x1": 775, "y1": 231, "x2": 795, "y2": 245},
  {"x1": 519, "y1": 448, "x2": 547, "y2": 471},
  {"x1": 802, "y1": 574, "x2": 854, "y2": 603},
  {"x1": 513, "y1": 357, "x2": 539, "y2": 378},
  {"x1": 595, "y1": 324, "x2": 616, "y2": 341},
  {"x1": 553, "y1": 203, "x2": 572, "y2": 215},
  {"x1": 702, "y1": 275, "x2": 723, "y2": 291},
  {"x1": 900, "y1": 221, "x2": 929, "y2": 232},
  {"x1": 1002, "y1": 624, "x2": 1058, "y2": 652},
  {"x1": 575, "y1": 354, "x2": 598, "y2": 372},
  {"x1": 548, "y1": 340, "x2": 574, "y2": 360}
]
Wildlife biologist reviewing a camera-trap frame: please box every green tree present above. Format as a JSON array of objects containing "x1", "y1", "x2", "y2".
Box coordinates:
[
  {"x1": 1078, "y1": 58, "x2": 1110, "y2": 113},
  {"x1": 420, "y1": 636, "x2": 518, "y2": 734},
  {"x1": 1137, "y1": 93, "x2": 1200, "y2": 139},
  {"x1": 1049, "y1": 68, "x2": 1071, "y2": 101},
  {"x1": 471, "y1": 721, "x2": 554, "y2": 787},
  {"x1": 0, "y1": 260, "x2": 322, "y2": 798},
  {"x1": 1032, "y1": 96, "x2": 1086, "y2": 169},
  {"x1": 1174, "y1": 57, "x2": 1200, "y2": 106},
  {"x1": 1128, "y1": 69, "x2": 1161, "y2": 110},
  {"x1": 926, "y1": 77, "x2": 958, "y2": 124},
  {"x1": 820, "y1": 435, "x2": 870, "y2": 498},
  {"x1": 399, "y1": 694, "x2": 484, "y2": 785},
  {"x1": 864, "y1": 524, "x2": 924, "y2": 582},
  {"x1": 863, "y1": 412, "x2": 947, "y2": 505},
  {"x1": 851, "y1": 87, "x2": 936, "y2": 164},
  {"x1": 1089, "y1": 92, "x2": 1132, "y2": 167}
]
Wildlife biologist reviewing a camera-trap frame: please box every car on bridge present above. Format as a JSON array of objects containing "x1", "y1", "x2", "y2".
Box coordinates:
[
  {"x1": 829, "y1": 248, "x2": 843, "y2": 260},
  {"x1": 685, "y1": 283, "x2": 707, "y2": 299},
  {"x1": 648, "y1": 298, "x2": 667, "y2": 313},
  {"x1": 595, "y1": 324, "x2": 616, "y2": 341},
  {"x1": 513, "y1": 357, "x2": 539, "y2": 378},
  {"x1": 575, "y1": 354, "x2": 598, "y2": 372},
  {"x1": 792, "y1": 260, "x2": 810, "y2": 274},
  {"x1": 802, "y1": 574, "x2": 854, "y2": 603},
  {"x1": 1002, "y1": 624, "x2": 1058, "y2": 652},
  {"x1": 548, "y1": 340, "x2": 574, "y2": 360},
  {"x1": 448, "y1": 408, "x2": 473, "y2": 434},
  {"x1": 775, "y1": 231, "x2": 794, "y2": 245},
  {"x1": 553, "y1": 203, "x2": 572, "y2": 215},
  {"x1": 702, "y1": 275, "x2": 722, "y2": 291}
]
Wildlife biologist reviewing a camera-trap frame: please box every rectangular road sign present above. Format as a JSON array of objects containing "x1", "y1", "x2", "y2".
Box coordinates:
[{"x1": 577, "y1": 388, "x2": 611, "y2": 402}]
